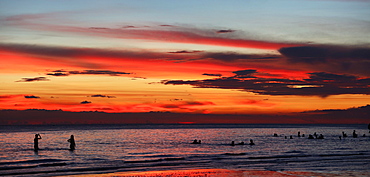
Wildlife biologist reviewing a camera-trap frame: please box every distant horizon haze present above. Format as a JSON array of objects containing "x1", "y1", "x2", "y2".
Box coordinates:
[{"x1": 1, "y1": 104, "x2": 369, "y2": 125}]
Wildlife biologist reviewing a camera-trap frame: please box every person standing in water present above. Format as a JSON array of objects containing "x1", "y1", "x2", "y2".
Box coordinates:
[
  {"x1": 68, "y1": 135, "x2": 76, "y2": 150},
  {"x1": 34, "y1": 134, "x2": 42, "y2": 151}
]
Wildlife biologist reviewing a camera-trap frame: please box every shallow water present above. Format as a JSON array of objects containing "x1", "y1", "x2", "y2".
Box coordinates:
[{"x1": 0, "y1": 124, "x2": 369, "y2": 176}]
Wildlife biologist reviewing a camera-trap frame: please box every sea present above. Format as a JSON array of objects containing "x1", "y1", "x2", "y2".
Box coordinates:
[{"x1": 0, "y1": 124, "x2": 369, "y2": 176}]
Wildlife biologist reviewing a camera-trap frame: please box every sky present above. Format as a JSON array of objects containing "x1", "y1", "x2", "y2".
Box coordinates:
[{"x1": 0, "y1": 0, "x2": 369, "y2": 124}]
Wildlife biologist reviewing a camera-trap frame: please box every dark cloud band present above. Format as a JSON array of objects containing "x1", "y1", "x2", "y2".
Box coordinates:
[{"x1": 162, "y1": 70, "x2": 370, "y2": 97}]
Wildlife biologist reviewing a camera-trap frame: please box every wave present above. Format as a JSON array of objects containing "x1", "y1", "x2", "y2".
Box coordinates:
[
  {"x1": 285, "y1": 150, "x2": 305, "y2": 153},
  {"x1": 0, "y1": 158, "x2": 65, "y2": 166},
  {"x1": 124, "y1": 157, "x2": 185, "y2": 164},
  {"x1": 248, "y1": 154, "x2": 311, "y2": 160},
  {"x1": 0, "y1": 165, "x2": 123, "y2": 176},
  {"x1": 0, "y1": 162, "x2": 67, "y2": 171},
  {"x1": 223, "y1": 153, "x2": 247, "y2": 156},
  {"x1": 1, "y1": 152, "x2": 369, "y2": 176},
  {"x1": 317, "y1": 153, "x2": 365, "y2": 157}
]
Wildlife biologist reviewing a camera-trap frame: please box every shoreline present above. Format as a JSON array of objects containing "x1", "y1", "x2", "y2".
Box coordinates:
[{"x1": 62, "y1": 169, "x2": 369, "y2": 177}]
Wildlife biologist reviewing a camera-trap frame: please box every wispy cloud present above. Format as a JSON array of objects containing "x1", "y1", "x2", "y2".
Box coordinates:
[
  {"x1": 168, "y1": 50, "x2": 203, "y2": 54},
  {"x1": 4, "y1": 13, "x2": 302, "y2": 50},
  {"x1": 69, "y1": 70, "x2": 131, "y2": 76},
  {"x1": 47, "y1": 69, "x2": 131, "y2": 77},
  {"x1": 0, "y1": 43, "x2": 164, "y2": 60},
  {"x1": 16, "y1": 77, "x2": 49, "y2": 82},
  {"x1": 2, "y1": 42, "x2": 369, "y2": 80},
  {"x1": 202, "y1": 73, "x2": 222, "y2": 77},
  {"x1": 216, "y1": 29, "x2": 235, "y2": 33},
  {"x1": 89, "y1": 94, "x2": 116, "y2": 98},
  {"x1": 201, "y1": 52, "x2": 281, "y2": 62},
  {"x1": 46, "y1": 72, "x2": 70, "y2": 76},
  {"x1": 0, "y1": 43, "x2": 283, "y2": 77},
  {"x1": 158, "y1": 101, "x2": 214, "y2": 109},
  {"x1": 24, "y1": 95, "x2": 40, "y2": 99}
]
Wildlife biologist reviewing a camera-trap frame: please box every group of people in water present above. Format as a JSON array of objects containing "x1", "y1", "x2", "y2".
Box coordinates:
[
  {"x1": 191, "y1": 129, "x2": 367, "y2": 146},
  {"x1": 230, "y1": 139, "x2": 255, "y2": 146},
  {"x1": 33, "y1": 134, "x2": 76, "y2": 151},
  {"x1": 273, "y1": 130, "x2": 366, "y2": 140},
  {"x1": 339, "y1": 130, "x2": 366, "y2": 140},
  {"x1": 191, "y1": 139, "x2": 202, "y2": 144},
  {"x1": 34, "y1": 127, "x2": 368, "y2": 151},
  {"x1": 191, "y1": 139, "x2": 255, "y2": 146}
]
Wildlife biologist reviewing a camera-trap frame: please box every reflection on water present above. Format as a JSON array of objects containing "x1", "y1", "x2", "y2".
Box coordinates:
[
  {"x1": 74, "y1": 169, "x2": 367, "y2": 177},
  {"x1": 0, "y1": 124, "x2": 369, "y2": 176}
]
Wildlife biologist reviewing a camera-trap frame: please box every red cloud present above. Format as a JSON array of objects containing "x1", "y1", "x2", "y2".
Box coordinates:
[
  {"x1": 0, "y1": 43, "x2": 244, "y2": 79},
  {"x1": 72, "y1": 28, "x2": 300, "y2": 50},
  {"x1": 158, "y1": 101, "x2": 215, "y2": 109},
  {"x1": 5, "y1": 13, "x2": 302, "y2": 50}
]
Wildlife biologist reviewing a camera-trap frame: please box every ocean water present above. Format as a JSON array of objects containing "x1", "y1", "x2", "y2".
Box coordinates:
[{"x1": 0, "y1": 124, "x2": 369, "y2": 176}]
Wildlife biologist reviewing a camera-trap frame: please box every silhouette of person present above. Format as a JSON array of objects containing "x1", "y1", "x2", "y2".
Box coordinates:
[
  {"x1": 290, "y1": 135, "x2": 293, "y2": 139},
  {"x1": 342, "y1": 132, "x2": 347, "y2": 138},
  {"x1": 68, "y1": 135, "x2": 76, "y2": 150},
  {"x1": 308, "y1": 134, "x2": 314, "y2": 139},
  {"x1": 352, "y1": 130, "x2": 358, "y2": 138},
  {"x1": 198, "y1": 140, "x2": 202, "y2": 144},
  {"x1": 192, "y1": 139, "x2": 198, "y2": 144},
  {"x1": 34, "y1": 134, "x2": 42, "y2": 151},
  {"x1": 231, "y1": 141, "x2": 235, "y2": 146},
  {"x1": 318, "y1": 134, "x2": 324, "y2": 139},
  {"x1": 314, "y1": 132, "x2": 318, "y2": 139},
  {"x1": 238, "y1": 141, "x2": 245, "y2": 145},
  {"x1": 249, "y1": 139, "x2": 255, "y2": 145},
  {"x1": 273, "y1": 133, "x2": 278, "y2": 137},
  {"x1": 298, "y1": 131, "x2": 301, "y2": 137}
]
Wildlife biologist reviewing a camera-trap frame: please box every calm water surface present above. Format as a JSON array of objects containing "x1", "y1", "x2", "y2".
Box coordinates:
[{"x1": 0, "y1": 124, "x2": 369, "y2": 176}]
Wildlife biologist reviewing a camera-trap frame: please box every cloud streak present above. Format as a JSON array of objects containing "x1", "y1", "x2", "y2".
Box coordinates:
[
  {"x1": 216, "y1": 29, "x2": 236, "y2": 33},
  {"x1": 58, "y1": 27, "x2": 302, "y2": 50},
  {"x1": 68, "y1": 70, "x2": 131, "y2": 76},
  {"x1": 0, "y1": 43, "x2": 165, "y2": 60},
  {"x1": 16, "y1": 77, "x2": 49, "y2": 82},
  {"x1": 2, "y1": 42, "x2": 369, "y2": 81},
  {"x1": 162, "y1": 70, "x2": 370, "y2": 97},
  {"x1": 4, "y1": 13, "x2": 303, "y2": 50},
  {"x1": 0, "y1": 43, "x2": 285, "y2": 78},
  {"x1": 202, "y1": 73, "x2": 222, "y2": 77},
  {"x1": 89, "y1": 94, "x2": 116, "y2": 98},
  {"x1": 24, "y1": 95, "x2": 40, "y2": 99}
]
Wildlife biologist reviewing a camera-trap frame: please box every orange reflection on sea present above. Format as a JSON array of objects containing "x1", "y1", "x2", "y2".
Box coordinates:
[{"x1": 65, "y1": 169, "x2": 346, "y2": 177}]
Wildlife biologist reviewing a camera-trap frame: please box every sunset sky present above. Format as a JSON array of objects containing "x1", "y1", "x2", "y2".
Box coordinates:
[{"x1": 0, "y1": 0, "x2": 369, "y2": 123}]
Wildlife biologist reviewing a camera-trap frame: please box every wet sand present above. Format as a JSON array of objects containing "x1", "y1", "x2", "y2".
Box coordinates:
[{"x1": 64, "y1": 169, "x2": 369, "y2": 177}]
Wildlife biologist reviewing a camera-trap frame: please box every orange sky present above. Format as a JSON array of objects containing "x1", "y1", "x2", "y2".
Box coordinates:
[{"x1": 0, "y1": 0, "x2": 369, "y2": 124}]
